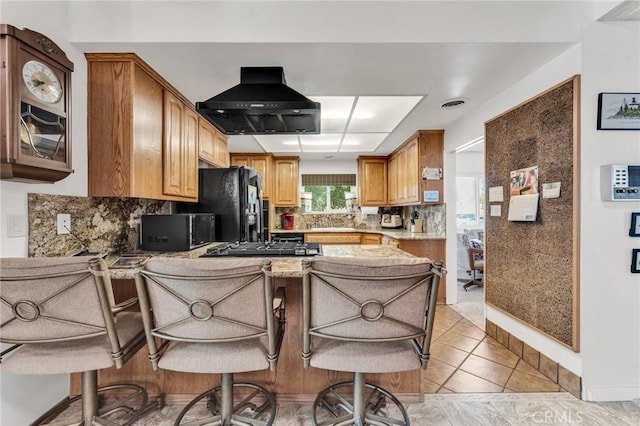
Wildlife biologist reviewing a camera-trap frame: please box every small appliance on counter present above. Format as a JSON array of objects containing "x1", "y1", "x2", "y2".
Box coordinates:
[
  {"x1": 140, "y1": 213, "x2": 215, "y2": 251},
  {"x1": 381, "y1": 214, "x2": 403, "y2": 228}
]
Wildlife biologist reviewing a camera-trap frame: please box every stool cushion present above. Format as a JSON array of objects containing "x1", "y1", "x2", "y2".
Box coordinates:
[
  {"x1": 158, "y1": 337, "x2": 269, "y2": 374},
  {"x1": 0, "y1": 312, "x2": 144, "y2": 375},
  {"x1": 309, "y1": 338, "x2": 422, "y2": 373}
]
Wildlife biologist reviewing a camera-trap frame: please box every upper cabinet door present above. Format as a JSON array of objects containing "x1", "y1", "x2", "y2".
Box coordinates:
[
  {"x1": 198, "y1": 119, "x2": 229, "y2": 168},
  {"x1": 163, "y1": 91, "x2": 184, "y2": 196},
  {"x1": 387, "y1": 154, "x2": 398, "y2": 205},
  {"x1": 358, "y1": 156, "x2": 387, "y2": 206},
  {"x1": 273, "y1": 157, "x2": 299, "y2": 206},
  {"x1": 183, "y1": 108, "x2": 199, "y2": 198},
  {"x1": 163, "y1": 91, "x2": 198, "y2": 198},
  {"x1": 404, "y1": 138, "x2": 420, "y2": 203}
]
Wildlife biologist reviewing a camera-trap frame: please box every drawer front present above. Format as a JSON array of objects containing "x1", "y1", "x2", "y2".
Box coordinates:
[{"x1": 305, "y1": 233, "x2": 361, "y2": 244}]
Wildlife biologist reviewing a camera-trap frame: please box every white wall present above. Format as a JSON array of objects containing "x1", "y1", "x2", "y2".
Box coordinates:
[
  {"x1": 0, "y1": 2, "x2": 86, "y2": 423},
  {"x1": 456, "y1": 151, "x2": 484, "y2": 176},
  {"x1": 579, "y1": 20, "x2": 640, "y2": 401},
  {"x1": 444, "y1": 21, "x2": 640, "y2": 400}
]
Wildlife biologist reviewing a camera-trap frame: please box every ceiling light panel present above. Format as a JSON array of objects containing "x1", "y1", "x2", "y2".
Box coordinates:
[
  {"x1": 340, "y1": 133, "x2": 389, "y2": 152},
  {"x1": 254, "y1": 135, "x2": 301, "y2": 152},
  {"x1": 310, "y1": 96, "x2": 355, "y2": 134},
  {"x1": 299, "y1": 134, "x2": 342, "y2": 152},
  {"x1": 347, "y1": 96, "x2": 422, "y2": 133}
]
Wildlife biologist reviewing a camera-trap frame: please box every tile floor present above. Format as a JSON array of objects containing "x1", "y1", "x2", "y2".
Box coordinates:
[
  {"x1": 134, "y1": 393, "x2": 640, "y2": 425},
  {"x1": 425, "y1": 304, "x2": 562, "y2": 394}
]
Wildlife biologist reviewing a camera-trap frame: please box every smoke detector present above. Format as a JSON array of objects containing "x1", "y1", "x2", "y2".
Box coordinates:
[{"x1": 441, "y1": 97, "x2": 469, "y2": 109}]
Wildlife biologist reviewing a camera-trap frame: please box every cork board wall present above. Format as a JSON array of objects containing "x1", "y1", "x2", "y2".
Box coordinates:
[{"x1": 484, "y1": 76, "x2": 580, "y2": 351}]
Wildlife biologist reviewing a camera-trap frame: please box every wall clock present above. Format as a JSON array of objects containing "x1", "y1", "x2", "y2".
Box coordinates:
[{"x1": 1, "y1": 24, "x2": 74, "y2": 182}]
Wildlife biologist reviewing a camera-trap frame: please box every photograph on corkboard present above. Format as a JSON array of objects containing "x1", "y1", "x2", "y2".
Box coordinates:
[{"x1": 510, "y1": 166, "x2": 539, "y2": 196}]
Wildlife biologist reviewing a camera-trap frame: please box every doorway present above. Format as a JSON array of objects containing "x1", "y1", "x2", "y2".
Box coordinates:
[{"x1": 453, "y1": 141, "x2": 485, "y2": 330}]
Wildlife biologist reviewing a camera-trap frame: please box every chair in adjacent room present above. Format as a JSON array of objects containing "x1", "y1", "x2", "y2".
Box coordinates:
[
  {"x1": 134, "y1": 257, "x2": 284, "y2": 426},
  {"x1": 301, "y1": 256, "x2": 443, "y2": 426},
  {"x1": 463, "y1": 238, "x2": 484, "y2": 291},
  {"x1": 0, "y1": 257, "x2": 160, "y2": 425}
]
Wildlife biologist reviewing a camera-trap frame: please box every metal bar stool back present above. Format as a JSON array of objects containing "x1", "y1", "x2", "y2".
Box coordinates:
[
  {"x1": 0, "y1": 257, "x2": 160, "y2": 425},
  {"x1": 302, "y1": 256, "x2": 443, "y2": 426}
]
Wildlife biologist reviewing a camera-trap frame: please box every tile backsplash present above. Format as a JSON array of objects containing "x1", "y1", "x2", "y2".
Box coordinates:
[{"x1": 28, "y1": 193, "x2": 169, "y2": 257}]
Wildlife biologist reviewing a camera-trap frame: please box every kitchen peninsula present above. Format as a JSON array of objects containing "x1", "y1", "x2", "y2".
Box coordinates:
[{"x1": 77, "y1": 244, "x2": 434, "y2": 403}]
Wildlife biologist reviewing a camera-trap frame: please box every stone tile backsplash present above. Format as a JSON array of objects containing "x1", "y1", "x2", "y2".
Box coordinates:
[{"x1": 28, "y1": 193, "x2": 169, "y2": 257}]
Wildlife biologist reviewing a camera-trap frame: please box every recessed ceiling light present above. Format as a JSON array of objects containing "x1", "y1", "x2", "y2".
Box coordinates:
[{"x1": 441, "y1": 97, "x2": 469, "y2": 109}]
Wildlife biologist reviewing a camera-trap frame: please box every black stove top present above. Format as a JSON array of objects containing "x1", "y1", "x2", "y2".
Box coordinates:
[{"x1": 201, "y1": 241, "x2": 322, "y2": 257}]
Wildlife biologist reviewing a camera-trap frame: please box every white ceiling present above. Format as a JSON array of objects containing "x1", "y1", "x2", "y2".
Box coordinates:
[{"x1": 70, "y1": 0, "x2": 625, "y2": 160}]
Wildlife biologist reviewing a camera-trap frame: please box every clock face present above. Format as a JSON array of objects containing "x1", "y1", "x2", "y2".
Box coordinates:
[{"x1": 22, "y1": 60, "x2": 63, "y2": 104}]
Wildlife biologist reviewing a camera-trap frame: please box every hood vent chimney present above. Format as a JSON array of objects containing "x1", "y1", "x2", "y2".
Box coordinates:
[{"x1": 196, "y1": 67, "x2": 321, "y2": 135}]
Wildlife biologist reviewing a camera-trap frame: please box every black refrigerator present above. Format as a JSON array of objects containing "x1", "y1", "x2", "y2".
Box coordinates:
[{"x1": 177, "y1": 167, "x2": 263, "y2": 242}]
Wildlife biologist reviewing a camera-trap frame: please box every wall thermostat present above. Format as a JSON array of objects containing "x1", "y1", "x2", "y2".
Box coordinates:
[
  {"x1": 424, "y1": 190, "x2": 439, "y2": 202},
  {"x1": 601, "y1": 164, "x2": 640, "y2": 201}
]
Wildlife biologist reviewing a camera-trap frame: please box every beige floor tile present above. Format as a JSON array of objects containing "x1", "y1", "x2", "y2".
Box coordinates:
[
  {"x1": 430, "y1": 342, "x2": 470, "y2": 368},
  {"x1": 459, "y1": 354, "x2": 514, "y2": 387},
  {"x1": 450, "y1": 319, "x2": 487, "y2": 340},
  {"x1": 436, "y1": 387, "x2": 454, "y2": 394},
  {"x1": 515, "y1": 359, "x2": 551, "y2": 381},
  {"x1": 505, "y1": 370, "x2": 561, "y2": 392},
  {"x1": 437, "y1": 330, "x2": 481, "y2": 353},
  {"x1": 423, "y1": 358, "x2": 457, "y2": 385},
  {"x1": 472, "y1": 340, "x2": 520, "y2": 368},
  {"x1": 423, "y1": 378, "x2": 441, "y2": 394},
  {"x1": 435, "y1": 305, "x2": 463, "y2": 322},
  {"x1": 442, "y1": 370, "x2": 504, "y2": 393}
]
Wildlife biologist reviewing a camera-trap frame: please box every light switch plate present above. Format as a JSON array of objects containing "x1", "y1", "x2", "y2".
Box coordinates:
[{"x1": 7, "y1": 214, "x2": 27, "y2": 238}]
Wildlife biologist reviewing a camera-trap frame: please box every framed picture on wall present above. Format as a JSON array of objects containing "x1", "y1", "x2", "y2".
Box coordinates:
[
  {"x1": 632, "y1": 249, "x2": 640, "y2": 273},
  {"x1": 597, "y1": 92, "x2": 640, "y2": 130},
  {"x1": 631, "y1": 212, "x2": 640, "y2": 237}
]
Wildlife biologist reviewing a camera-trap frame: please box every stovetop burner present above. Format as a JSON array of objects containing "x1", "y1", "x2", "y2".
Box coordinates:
[{"x1": 201, "y1": 241, "x2": 322, "y2": 257}]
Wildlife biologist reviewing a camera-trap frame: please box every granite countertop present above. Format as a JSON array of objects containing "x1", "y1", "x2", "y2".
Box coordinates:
[
  {"x1": 271, "y1": 228, "x2": 446, "y2": 240},
  {"x1": 106, "y1": 244, "x2": 414, "y2": 279}
]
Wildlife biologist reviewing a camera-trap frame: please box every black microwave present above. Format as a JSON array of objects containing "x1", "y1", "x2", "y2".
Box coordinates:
[{"x1": 140, "y1": 214, "x2": 215, "y2": 251}]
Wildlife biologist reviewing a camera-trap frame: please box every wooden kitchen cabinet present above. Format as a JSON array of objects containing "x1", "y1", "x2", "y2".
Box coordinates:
[
  {"x1": 230, "y1": 153, "x2": 274, "y2": 199},
  {"x1": 273, "y1": 156, "x2": 299, "y2": 206},
  {"x1": 387, "y1": 155, "x2": 398, "y2": 205},
  {"x1": 86, "y1": 53, "x2": 199, "y2": 201},
  {"x1": 361, "y1": 233, "x2": 382, "y2": 245},
  {"x1": 399, "y1": 239, "x2": 446, "y2": 302},
  {"x1": 306, "y1": 233, "x2": 361, "y2": 245},
  {"x1": 357, "y1": 156, "x2": 387, "y2": 206},
  {"x1": 198, "y1": 119, "x2": 228, "y2": 168},
  {"x1": 387, "y1": 130, "x2": 444, "y2": 206},
  {"x1": 163, "y1": 91, "x2": 198, "y2": 199}
]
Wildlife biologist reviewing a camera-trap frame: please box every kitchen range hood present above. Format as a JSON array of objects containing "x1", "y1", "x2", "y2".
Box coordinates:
[{"x1": 196, "y1": 67, "x2": 321, "y2": 135}]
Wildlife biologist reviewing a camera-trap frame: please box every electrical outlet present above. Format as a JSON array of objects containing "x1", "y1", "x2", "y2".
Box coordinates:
[{"x1": 57, "y1": 213, "x2": 71, "y2": 235}]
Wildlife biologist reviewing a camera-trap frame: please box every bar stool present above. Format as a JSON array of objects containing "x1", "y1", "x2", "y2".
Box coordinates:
[
  {"x1": 134, "y1": 257, "x2": 284, "y2": 426},
  {"x1": 301, "y1": 256, "x2": 443, "y2": 426},
  {"x1": 0, "y1": 257, "x2": 160, "y2": 425}
]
